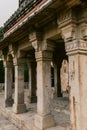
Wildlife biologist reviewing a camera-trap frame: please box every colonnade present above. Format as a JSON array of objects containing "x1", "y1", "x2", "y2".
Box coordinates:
[{"x1": 2, "y1": 9, "x2": 87, "y2": 130}]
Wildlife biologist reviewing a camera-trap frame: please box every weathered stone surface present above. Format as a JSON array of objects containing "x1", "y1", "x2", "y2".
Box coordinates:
[
  {"x1": 13, "y1": 59, "x2": 26, "y2": 114},
  {"x1": 1, "y1": 1, "x2": 87, "y2": 130},
  {"x1": 0, "y1": 115, "x2": 19, "y2": 130},
  {"x1": 0, "y1": 92, "x2": 70, "y2": 130}
]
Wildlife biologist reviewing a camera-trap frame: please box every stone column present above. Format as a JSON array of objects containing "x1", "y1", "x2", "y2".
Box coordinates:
[
  {"x1": 28, "y1": 61, "x2": 37, "y2": 103},
  {"x1": 13, "y1": 58, "x2": 26, "y2": 114},
  {"x1": 67, "y1": 51, "x2": 81, "y2": 130},
  {"x1": 67, "y1": 48, "x2": 87, "y2": 130},
  {"x1": 4, "y1": 61, "x2": 14, "y2": 107},
  {"x1": 34, "y1": 51, "x2": 55, "y2": 130}
]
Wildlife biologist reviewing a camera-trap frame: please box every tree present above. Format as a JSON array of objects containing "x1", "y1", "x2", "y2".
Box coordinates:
[
  {"x1": 0, "y1": 61, "x2": 4, "y2": 83},
  {"x1": 0, "y1": 27, "x2": 3, "y2": 40}
]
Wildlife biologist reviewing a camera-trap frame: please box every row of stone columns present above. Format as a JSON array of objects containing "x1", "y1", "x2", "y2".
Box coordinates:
[
  {"x1": 4, "y1": 42, "x2": 87, "y2": 130},
  {"x1": 4, "y1": 49, "x2": 55, "y2": 129},
  {"x1": 4, "y1": 58, "x2": 37, "y2": 113}
]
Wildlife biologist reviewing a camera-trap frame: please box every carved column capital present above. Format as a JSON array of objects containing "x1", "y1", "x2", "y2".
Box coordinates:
[
  {"x1": 65, "y1": 39, "x2": 87, "y2": 55},
  {"x1": 35, "y1": 51, "x2": 53, "y2": 61}
]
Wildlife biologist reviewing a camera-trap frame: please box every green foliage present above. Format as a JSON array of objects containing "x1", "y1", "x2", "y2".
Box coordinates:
[
  {"x1": 0, "y1": 61, "x2": 4, "y2": 83},
  {"x1": 0, "y1": 27, "x2": 3, "y2": 40},
  {"x1": 24, "y1": 63, "x2": 29, "y2": 82}
]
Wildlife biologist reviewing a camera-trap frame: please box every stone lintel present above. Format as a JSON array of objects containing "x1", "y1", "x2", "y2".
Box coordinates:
[
  {"x1": 34, "y1": 114, "x2": 55, "y2": 130},
  {"x1": 35, "y1": 51, "x2": 53, "y2": 61}
]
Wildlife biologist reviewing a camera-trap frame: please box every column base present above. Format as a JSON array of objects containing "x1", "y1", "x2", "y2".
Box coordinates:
[
  {"x1": 29, "y1": 96, "x2": 37, "y2": 103},
  {"x1": 5, "y1": 98, "x2": 14, "y2": 107},
  {"x1": 34, "y1": 114, "x2": 55, "y2": 130},
  {"x1": 13, "y1": 103, "x2": 26, "y2": 114}
]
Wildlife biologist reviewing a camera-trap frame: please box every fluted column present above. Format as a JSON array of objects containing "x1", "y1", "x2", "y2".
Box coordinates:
[
  {"x1": 4, "y1": 61, "x2": 14, "y2": 107},
  {"x1": 13, "y1": 58, "x2": 26, "y2": 114},
  {"x1": 34, "y1": 51, "x2": 55, "y2": 130}
]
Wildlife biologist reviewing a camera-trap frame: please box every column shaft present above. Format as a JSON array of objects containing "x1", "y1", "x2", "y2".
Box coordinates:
[
  {"x1": 69, "y1": 53, "x2": 87, "y2": 130},
  {"x1": 13, "y1": 59, "x2": 26, "y2": 114},
  {"x1": 68, "y1": 54, "x2": 80, "y2": 130},
  {"x1": 4, "y1": 61, "x2": 13, "y2": 107},
  {"x1": 34, "y1": 51, "x2": 55, "y2": 130}
]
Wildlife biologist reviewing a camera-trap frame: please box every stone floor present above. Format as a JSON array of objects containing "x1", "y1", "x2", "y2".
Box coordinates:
[
  {"x1": 0, "y1": 90, "x2": 71, "y2": 130},
  {"x1": 0, "y1": 114, "x2": 19, "y2": 130}
]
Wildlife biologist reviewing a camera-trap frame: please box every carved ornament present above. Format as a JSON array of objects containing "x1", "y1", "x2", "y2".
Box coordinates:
[
  {"x1": 35, "y1": 51, "x2": 53, "y2": 61},
  {"x1": 65, "y1": 39, "x2": 87, "y2": 53}
]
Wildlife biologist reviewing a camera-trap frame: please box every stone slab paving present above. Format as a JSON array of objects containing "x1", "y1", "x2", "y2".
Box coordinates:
[
  {"x1": 0, "y1": 115, "x2": 19, "y2": 130},
  {"x1": 0, "y1": 91, "x2": 70, "y2": 130}
]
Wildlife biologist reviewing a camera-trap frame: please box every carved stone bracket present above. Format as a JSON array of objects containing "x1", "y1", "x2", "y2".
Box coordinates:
[
  {"x1": 60, "y1": 24, "x2": 77, "y2": 43},
  {"x1": 8, "y1": 44, "x2": 18, "y2": 58},
  {"x1": 79, "y1": 23, "x2": 87, "y2": 41},
  {"x1": 29, "y1": 31, "x2": 42, "y2": 51},
  {"x1": 31, "y1": 38, "x2": 55, "y2": 52}
]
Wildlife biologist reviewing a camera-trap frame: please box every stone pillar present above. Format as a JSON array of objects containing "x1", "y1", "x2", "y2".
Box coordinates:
[
  {"x1": 4, "y1": 61, "x2": 14, "y2": 107},
  {"x1": 34, "y1": 51, "x2": 55, "y2": 130},
  {"x1": 28, "y1": 61, "x2": 37, "y2": 103},
  {"x1": 67, "y1": 48, "x2": 87, "y2": 130},
  {"x1": 13, "y1": 58, "x2": 26, "y2": 114},
  {"x1": 68, "y1": 51, "x2": 81, "y2": 130}
]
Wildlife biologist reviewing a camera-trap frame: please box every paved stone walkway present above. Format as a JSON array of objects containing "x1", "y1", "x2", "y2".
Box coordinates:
[
  {"x1": 0, "y1": 90, "x2": 71, "y2": 130},
  {"x1": 0, "y1": 115, "x2": 19, "y2": 130}
]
